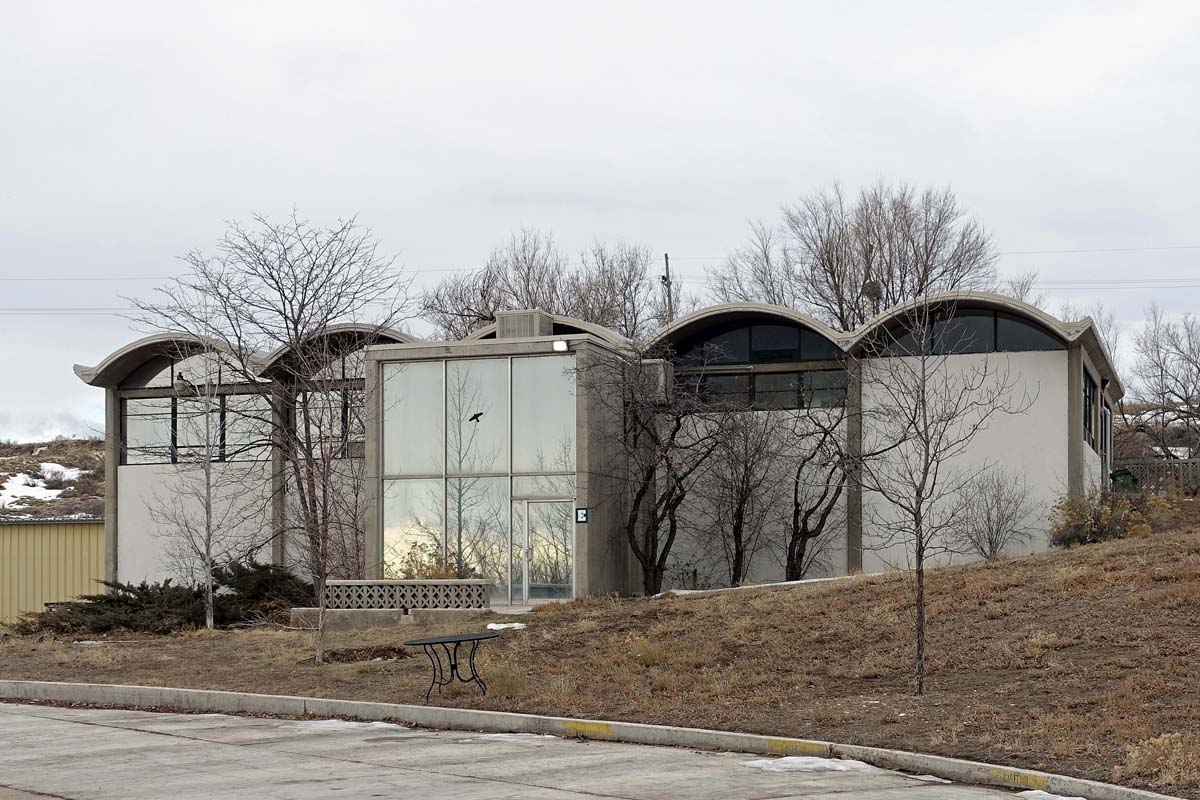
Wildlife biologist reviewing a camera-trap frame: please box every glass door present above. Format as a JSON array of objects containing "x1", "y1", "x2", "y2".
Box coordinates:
[{"x1": 512, "y1": 500, "x2": 573, "y2": 603}]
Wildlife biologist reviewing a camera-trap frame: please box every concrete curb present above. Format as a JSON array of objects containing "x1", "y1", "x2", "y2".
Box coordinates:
[{"x1": 0, "y1": 680, "x2": 1179, "y2": 800}]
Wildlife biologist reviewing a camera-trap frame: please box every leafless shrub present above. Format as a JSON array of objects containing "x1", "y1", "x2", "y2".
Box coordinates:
[{"x1": 952, "y1": 466, "x2": 1037, "y2": 560}]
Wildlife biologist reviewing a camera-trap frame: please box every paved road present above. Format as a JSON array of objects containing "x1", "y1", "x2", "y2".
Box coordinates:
[{"x1": 0, "y1": 703, "x2": 1020, "y2": 799}]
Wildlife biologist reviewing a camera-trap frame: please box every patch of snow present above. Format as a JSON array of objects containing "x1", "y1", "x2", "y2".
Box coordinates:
[
  {"x1": 0, "y1": 472, "x2": 64, "y2": 508},
  {"x1": 72, "y1": 640, "x2": 103, "y2": 646},
  {"x1": 1017, "y1": 792, "x2": 1087, "y2": 800},
  {"x1": 742, "y1": 756, "x2": 886, "y2": 774},
  {"x1": 457, "y1": 733, "x2": 554, "y2": 742},
  {"x1": 32, "y1": 447, "x2": 46, "y2": 456},
  {"x1": 654, "y1": 574, "x2": 853, "y2": 599},
  {"x1": 912, "y1": 774, "x2": 953, "y2": 783},
  {"x1": 486, "y1": 622, "x2": 527, "y2": 631},
  {"x1": 40, "y1": 462, "x2": 86, "y2": 481},
  {"x1": 289, "y1": 719, "x2": 409, "y2": 731}
]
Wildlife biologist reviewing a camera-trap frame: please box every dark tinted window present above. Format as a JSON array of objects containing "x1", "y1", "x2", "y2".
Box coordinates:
[
  {"x1": 753, "y1": 372, "x2": 800, "y2": 409},
  {"x1": 875, "y1": 323, "x2": 928, "y2": 356},
  {"x1": 751, "y1": 325, "x2": 800, "y2": 362},
  {"x1": 933, "y1": 309, "x2": 995, "y2": 354},
  {"x1": 675, "y1": 324, "x2": 751, "y2": 365},
  {"x1": 700, "y1": 374, "x2": 751, "y2": 408},
  {"x1": 802, "y1": 330, "x2": 842, "y2": 361},
  {"x1": 676, "y1": 321, "x2": 841, "y2": 365},
  {"x1": 804, "y1": 370, "x2": 849, "y2": 407},
  {"x1": 1083, "y1": 370, "x2": 1097, "y2": 450},
  {"x1": 996, "y1": 312, "x2": 1065, "y2": 352}
]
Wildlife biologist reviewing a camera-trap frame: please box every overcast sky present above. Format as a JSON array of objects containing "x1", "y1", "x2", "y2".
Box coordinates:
[{"x1": 2, "y1": 2, "x2": 1198, "y2": 441}]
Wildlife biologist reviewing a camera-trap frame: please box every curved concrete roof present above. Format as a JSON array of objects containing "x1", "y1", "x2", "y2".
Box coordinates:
[
  {"x1": 463, "y1": 314, "x2": 630, "y2": 348},
  {"x1": 73, "y1": 332, "x2": 233, "y2": 387},
  {"x1": 846, "y1": 291, "x2": 1075, "y2": 351},
  {"x1": 76, "y1": 323, "x2": 416, "y2": 387},
  {"x1": 256, "y1": 323, "x2": 416, "y2": 373},
  {"x1": 646, "y1": 302, "x2": 846, "y2": 349},
  {"x1": 844, "y1": 290, "x2": 1123, "y2": 399}
]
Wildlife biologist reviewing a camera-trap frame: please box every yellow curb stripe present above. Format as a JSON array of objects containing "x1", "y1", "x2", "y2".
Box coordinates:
[
  {"x1": 987, "y1": 767, "x2": 1049, "y2": 790},
  {"x1": 564, "y1": 720, "x2": 614, "y2": 739},
  {"x1": 768, "y1": 738, "x2": 829, "y2": 757}
]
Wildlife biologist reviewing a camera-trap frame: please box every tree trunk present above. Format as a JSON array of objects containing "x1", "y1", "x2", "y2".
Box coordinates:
[
  {"x1": 204, "y1": 560, "x2": 215, "y2": 630},
  {"x1": 314, "y1": 576, "x2": 326, "y2": 666},
  {"x1": 914, "y1": 554, "x2": 926, "y2": 696}
]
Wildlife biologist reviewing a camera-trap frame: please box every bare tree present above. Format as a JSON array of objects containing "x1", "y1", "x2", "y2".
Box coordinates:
[
  {"x1": 858, "y1": 297, "x2": 1033, "y2": 694},
  {"x1": 778, "y1": 406, "x2": 847, "y2": 580},
  {"x1": 688, "y1": 410, "x2": 782, "y2": 586},
  {"x1": 950, "y1": 466, "x2": 1037, "y2": 560},
  {"x1": 128, "y1": 211, "x2": 412, "y2": 608},
  {"x1": 421, "y1": 228, "x2": 673, "y2": 340},
  {"x1": 708, "y1": 182, "x2": 998, "y2": 331},
  {"x1": 1000, "y1": 269, "x2": 1047, "y2": 309},
  {"x1": 579, "y1": 348, "x2": 724, "y2": 595},
  {"x1": 141, "y1": 341, "x2": 275, "y2": 629},
  {"x1": 707, "y1": 222, "x2": 803, "y2": 309},
  {"x1": 1133, "y1": 304, "x2": 1200, "y2": 458},
  {"x1": 1059, "y1": 299, "x2": 1122, "y2": 374}
]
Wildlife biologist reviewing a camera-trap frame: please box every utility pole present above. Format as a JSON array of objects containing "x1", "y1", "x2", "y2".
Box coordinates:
[{"x1": 661, "y1": 252, "x2": 675, "y2": 322}]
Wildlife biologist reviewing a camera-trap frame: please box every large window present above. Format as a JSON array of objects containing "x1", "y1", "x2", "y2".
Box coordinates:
[
  {"x1": 875, "y1": 307, "x2": 1066, "y2": 356},
  {"x1": 381, "y1": 354, "x2": 577, "y2": 602},
  {"x1": 694, "y1": 369, "x2": 849, "y2": 411},
  {"x1": 382, "y1": 361, "x2": 443, "y2": 475},
  {"x1": 446, "y1": 359, "x2": 509, "y2": 475},
  {"x1": 124, "y1": 398, "x2": 174, "y2": 464},
  {"x1": 121, "y1": 394, "x2": 272, "y2": 465},
  {"x1": 674, "y1": 321, "x2": 841, "y2": 366},
  {"x1": 513, "y1": 356, "x2": 576, "y2": 473},
  {"x1": 1083, "y1": 369, "x2": 1097, "y2": 451}
]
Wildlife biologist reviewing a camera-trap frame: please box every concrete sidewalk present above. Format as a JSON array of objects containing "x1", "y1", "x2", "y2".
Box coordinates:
[{"x1": 0, "y1": 702, "x2": 1019, "y2": 799}]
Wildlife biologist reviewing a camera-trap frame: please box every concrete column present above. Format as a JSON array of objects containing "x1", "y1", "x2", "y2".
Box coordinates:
[
  {"x1": 270, "y1": 384, "x2": 288, "y2": 569},
  {"x1": 363, "y1": 357, "x2": 382, "y2": 579},
  {"x1": 103, "y1": 388, "x2": 120, "y2": 584},
  {"x1": 845, "y1": 356, "x2": 863, "y2": 574},
  {"x1": 1067, "y1": 344, "x2": 1084, "y2": 497}
]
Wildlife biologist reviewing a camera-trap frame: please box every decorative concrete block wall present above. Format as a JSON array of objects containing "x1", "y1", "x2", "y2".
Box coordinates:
[{"x1": 324, "y1": 579, "x2": 491, "y2": 611}]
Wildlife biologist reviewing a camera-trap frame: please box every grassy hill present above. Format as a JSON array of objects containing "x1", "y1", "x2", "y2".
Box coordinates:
[
  {"x1": 2, "y1": 528, "x2": 1198, "y2": 795},
  {"x1": 0, "y1": 438, "x2": 104, "y2": 519}
]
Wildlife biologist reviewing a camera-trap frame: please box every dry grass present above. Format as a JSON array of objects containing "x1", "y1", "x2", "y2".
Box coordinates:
[{"x1": 3, "y1": 530, "x2": 1199, "y2": 796}]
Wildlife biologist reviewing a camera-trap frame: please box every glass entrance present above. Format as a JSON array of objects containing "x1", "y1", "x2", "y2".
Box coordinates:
[{"x1": 511, "y1": 500, "x2": 573, "y2": 604}]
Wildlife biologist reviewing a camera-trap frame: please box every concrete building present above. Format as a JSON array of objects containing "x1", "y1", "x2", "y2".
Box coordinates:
[{"x1": 79, "y1": 292, "x2": 1120, "y2": 601}]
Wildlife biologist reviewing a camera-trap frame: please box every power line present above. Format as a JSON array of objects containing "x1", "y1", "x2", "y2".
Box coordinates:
[{"x1": 3, "y1": 241, "x2": 1199, "y2": 283}]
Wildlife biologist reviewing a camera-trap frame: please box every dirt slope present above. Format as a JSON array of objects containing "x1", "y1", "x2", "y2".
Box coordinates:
[
  {"x1": 2, "y1": 530, "x2": 1198, "y2": 795},
  {"x1": 0, "y1": 438, "x2": 104, "y2": 519}
]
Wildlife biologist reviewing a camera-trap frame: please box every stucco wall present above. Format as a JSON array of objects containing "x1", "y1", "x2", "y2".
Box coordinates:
[
  {"x1": 858, "y1": 350, "x2": 1070, "y2": 573},
  {"x1": 116, "y1": 462, "x2": 273, "y2": 583},
  {"x1": 666, "y1": 410, "x2": 850, "y2": 589}
]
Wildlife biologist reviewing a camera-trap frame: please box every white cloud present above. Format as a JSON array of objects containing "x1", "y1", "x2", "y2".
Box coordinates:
[{"x1": 2, "y1": 1, "x2": 1199, "y2": 432}]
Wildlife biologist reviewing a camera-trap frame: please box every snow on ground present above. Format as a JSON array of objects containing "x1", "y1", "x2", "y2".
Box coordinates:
[
  {"x1": 742, "y1": 756, "x2": 886, "y2": 774},
  {"x1": 40, "y1": 462, "x2": 86, "y2": 481},
  {"x1": 654, "y1": 574, "x2": 853, "y2": 599},
  {"x1": 486, "y1": 622, "x2": 527, "y2": 631},
  {"x1": 288, "y1": 719, "x2": 409, "y2": 731},
  {"x1": 0, "y1": 463, "x2": 90, "y2": 510},
  {"x1": 0, "y1": 473, "x2": 64, "y2": 508},
  {"x1": 1017, "y1": 791, "x2": 1087, "y2": 800},
  {"x1": 456, "y1": 733, "x2": 555, "y2": 742}
]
